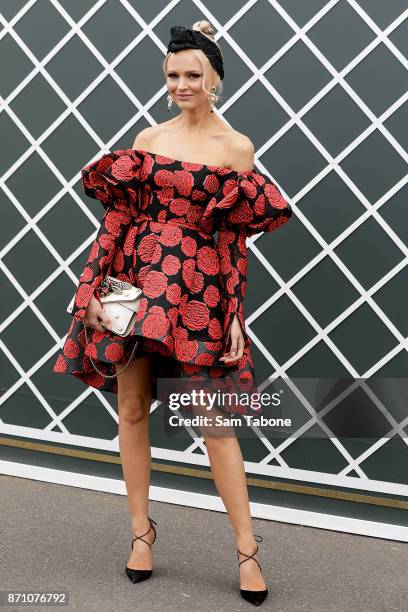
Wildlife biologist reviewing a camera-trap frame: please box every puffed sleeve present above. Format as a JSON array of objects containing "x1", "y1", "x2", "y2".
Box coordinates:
[
  {"x1": 232, "y1": 171, "x2": 292, "y2": 238},
  {"x1": 69, "y1": 148, "x2": 143, "y2": 321}
]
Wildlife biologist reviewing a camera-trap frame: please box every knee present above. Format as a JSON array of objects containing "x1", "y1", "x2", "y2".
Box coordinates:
[
  {"x1": 204, "y1": 429, "x2": 235, "y2": 444},
  {"x1": 119, "y1": 392, "x2": 151, "y2": 425}
]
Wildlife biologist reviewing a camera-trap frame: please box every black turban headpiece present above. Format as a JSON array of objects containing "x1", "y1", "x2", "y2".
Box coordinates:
[{"x1": 167, "y1": 25, "x2": 224, "y2": 81}]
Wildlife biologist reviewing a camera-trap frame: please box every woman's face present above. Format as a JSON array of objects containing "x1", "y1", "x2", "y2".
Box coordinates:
[{"x1": 166, "y1": 50, "x2": 213, "y2": 108}]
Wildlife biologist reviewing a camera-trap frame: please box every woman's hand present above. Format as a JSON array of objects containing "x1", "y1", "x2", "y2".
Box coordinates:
[
  {"x1": 219, "y1": 314, "x2": 245, "y2": 364},
  {"x1": 82, "y1": 295, "x2": 112, "y2": 332}
]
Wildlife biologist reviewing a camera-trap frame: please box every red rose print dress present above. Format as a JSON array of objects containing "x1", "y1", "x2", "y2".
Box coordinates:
[{"x1": 52, "y1": 148, "x2": 293, "y2": 415}]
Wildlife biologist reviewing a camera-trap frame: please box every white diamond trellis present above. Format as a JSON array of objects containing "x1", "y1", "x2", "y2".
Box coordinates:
[{"x1": 0, "y1": 0, "x2": 407, "y2": 500}]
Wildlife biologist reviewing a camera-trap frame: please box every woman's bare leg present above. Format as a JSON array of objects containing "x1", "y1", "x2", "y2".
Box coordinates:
[
  {"x1": 116, "y1": 353, "x2": 155, "y2": 570},
  {"x1": 195, "y1": 405, "x2": 266, "y2": 591}
]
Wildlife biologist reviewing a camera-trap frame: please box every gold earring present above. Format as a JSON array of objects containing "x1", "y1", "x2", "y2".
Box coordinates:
[
  {"x1": 167, "y1": 94, "x2": 173, "y2": 111},
  {"x1": 208, "y1": 87, "x2": 217, "y2": 113}
]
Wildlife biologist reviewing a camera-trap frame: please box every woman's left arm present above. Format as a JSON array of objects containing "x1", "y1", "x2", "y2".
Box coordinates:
[{"x1": 215, "y1": 223, "x2": 250, "y2": 363}]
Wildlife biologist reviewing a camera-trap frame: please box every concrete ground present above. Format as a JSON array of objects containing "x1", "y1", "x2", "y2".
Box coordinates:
[{"x1": 0, "y1": 474, "x2": 407, "y2": 612}]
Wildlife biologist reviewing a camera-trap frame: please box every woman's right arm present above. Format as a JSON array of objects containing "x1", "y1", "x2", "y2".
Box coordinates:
[
  {"x1": 69, "y1": 204, "x2": 131, "y2": 327},
  {"x1": 70, "y1": 149, "x2": 142, "y2": 326}
]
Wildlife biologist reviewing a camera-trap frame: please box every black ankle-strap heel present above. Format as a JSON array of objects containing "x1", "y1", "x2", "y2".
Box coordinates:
[
  {"x1": 237, "y1": 534, "x2": 268, "y2": 606},
  {"x1": 125, "y1": 517, "x2": 157, "y2": 584}
]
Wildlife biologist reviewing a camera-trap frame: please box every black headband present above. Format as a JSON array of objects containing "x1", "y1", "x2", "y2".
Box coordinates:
[{"x1": 167, "y1": 25, "x2": 224, "y2": 81}]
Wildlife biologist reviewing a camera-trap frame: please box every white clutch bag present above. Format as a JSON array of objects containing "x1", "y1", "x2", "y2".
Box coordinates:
[{"x1": 67, "y1": 276, "x2": 143, "y2": 337}]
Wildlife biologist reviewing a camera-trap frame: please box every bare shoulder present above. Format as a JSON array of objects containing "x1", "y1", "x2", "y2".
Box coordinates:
[
  {"x1": 132, "y1": 120, "x2": 178, "y2": 151},
  {"x1": 132, "y1": 126, "x2": 160, "y2": 151},
  {"x1": 226, "y1": 132, "x2": 255, "y2": 172}
]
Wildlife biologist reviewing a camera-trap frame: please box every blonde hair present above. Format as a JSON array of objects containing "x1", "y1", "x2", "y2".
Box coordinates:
[{"x1": 162, "y1": 20, "x2": 224, "y2": 105}]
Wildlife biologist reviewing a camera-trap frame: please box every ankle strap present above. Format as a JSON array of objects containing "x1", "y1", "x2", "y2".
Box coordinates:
[
  {"x1": 131, "y1": 517, "x2": 157, "y2": 550},
  {"x1": 237, "y1": 535, "x2": 263, "y2": 571}
]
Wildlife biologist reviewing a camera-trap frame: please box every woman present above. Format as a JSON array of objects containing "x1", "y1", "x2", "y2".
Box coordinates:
[{"x1": 53, "y1": 20, "x2": 292, "y2": 606}]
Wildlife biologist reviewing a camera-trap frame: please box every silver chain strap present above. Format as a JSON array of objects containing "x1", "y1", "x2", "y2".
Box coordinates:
[{"x1": 82, "y1": 321, "x2": 140, "y2": 379}]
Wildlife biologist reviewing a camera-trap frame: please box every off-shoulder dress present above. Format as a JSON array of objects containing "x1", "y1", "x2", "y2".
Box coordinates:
[{"x1": 52, "y1": 148, "x2": 293, "y2": 415}]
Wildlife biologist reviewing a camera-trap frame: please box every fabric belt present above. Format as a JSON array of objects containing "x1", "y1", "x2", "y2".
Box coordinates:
[{"x1": 134, "y1": 213, "x2": 213, "y2": 237}]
